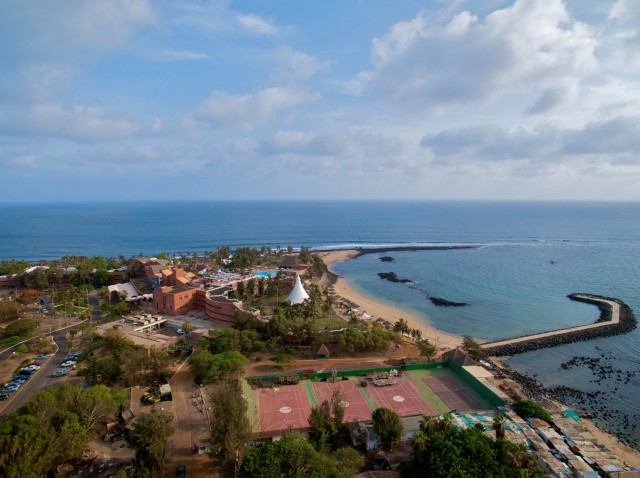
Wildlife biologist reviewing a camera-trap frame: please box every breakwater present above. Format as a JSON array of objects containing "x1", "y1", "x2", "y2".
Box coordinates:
[{"x1": 482, "y1": 294, "x2": 637, "y2": 357}]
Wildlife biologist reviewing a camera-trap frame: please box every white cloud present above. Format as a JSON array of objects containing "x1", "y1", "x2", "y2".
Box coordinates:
[
  {"x1": 272, "y1": 46, "x2": 329, "y2": 81},
  {"x1": 193, "y1": 88, "x2": 318, "y2": 130},
  {"x1": 608, "y1": 0, "x2": 640, "y2": 65},
  {"x1": 0, "y1": 103, "x2": 143, "y2": 141},
  {"x1": 235, "y1": 13, "x2": 279, "y2": 35},
  {"x1": 0, "y1": 0, "x2": 155, "y2": 62},
  {"x1": 360, "y1": 0, "x2": 597, "y2": 114},
  {"x1": 159, "y1": 50, "x2": 208, "y2": 61},
  {"x1": 421, "y1": 117, "x2": 640, "y2": 167}
]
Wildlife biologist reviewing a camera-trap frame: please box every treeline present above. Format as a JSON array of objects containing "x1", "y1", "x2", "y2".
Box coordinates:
[
  {"x1": 0, "y1": 382, "x2": 174, "y2": 478},
  {"x1": 400, "y1": 415, "x2": 543, "y2": 478},
  {"x1": 0, "y1": 384, "x2": 124, "y2": 478}
]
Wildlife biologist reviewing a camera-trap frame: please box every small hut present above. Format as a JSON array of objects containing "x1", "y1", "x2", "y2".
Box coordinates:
[{"x1": 316, "y1": 343, "x2": 330, "y2": 359}]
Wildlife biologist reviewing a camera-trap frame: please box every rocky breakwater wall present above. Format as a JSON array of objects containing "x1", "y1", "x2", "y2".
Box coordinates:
[{"x1": 482, "y1": 293, "x2": 637, "y2": 357}]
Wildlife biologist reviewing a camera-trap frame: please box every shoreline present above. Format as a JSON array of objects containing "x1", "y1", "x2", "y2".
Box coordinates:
[{"x1": 319, "y1": 250, "x2": 463, "y2": 349}]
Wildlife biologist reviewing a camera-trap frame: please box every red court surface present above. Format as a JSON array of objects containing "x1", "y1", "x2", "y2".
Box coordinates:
[
  {"x1": 424, "y1": 376, "x2": 483, "y2": 412},
  {"x1": 258, "y1": 384, "x2": 312, "y2": 432},
  {"x1": 312, "y1": 380, "x2": 373, "y2": 423},
  {"x1": 368, "y1": 377, "x2": 438, "y2": 417}
]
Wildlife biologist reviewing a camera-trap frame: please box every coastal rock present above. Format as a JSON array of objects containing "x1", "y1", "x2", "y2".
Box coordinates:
[
  {"x1": 379, "y1": 256, "x2": 395, "y2": 262},
  {"x1": 429, "y1": 296, "x2": 468, "y2": 307},
  {"x1": 377, "y1": 272, "x2": 412, "y2": 283}
]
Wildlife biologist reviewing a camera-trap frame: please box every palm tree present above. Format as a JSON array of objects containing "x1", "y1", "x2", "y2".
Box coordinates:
[{"x1": 493, "y1": 415, "x2": 505, "y2": 440}]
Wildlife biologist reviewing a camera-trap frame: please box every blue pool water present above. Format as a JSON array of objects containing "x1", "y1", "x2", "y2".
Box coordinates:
[{"x1": 254, "y1": 271, "x2": 278, "y2": 278}]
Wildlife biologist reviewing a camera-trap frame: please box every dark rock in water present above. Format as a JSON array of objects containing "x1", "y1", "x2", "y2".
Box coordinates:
[
  {"x1": 377, "y1": 272, "x2": 412, "y2": 283},
  {"x1": 429, "y1": 296, "x2": 468, "y2": 307},
  {"x1": 379, "y1": 256, "x2": 395, "y2": 262}
]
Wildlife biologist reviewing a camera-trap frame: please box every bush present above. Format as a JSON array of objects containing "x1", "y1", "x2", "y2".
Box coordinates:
[
  {"x1": 513, "y1": 400, "x2": 552, "y2": 422},
  {"x1": 271, "y1": 353, "x2": 295, "y2": 364},
  {"x1": 3, "y1": 319, "x2": 39, "y2": 338},
  {"x1": 16, "y1": 345, "x2": 28, "y2": 354},
  {"x1": 0, "y1": 336, "x2": 21, "y2": 346}
]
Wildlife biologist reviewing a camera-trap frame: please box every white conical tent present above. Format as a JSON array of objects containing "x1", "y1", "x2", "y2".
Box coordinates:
[{"x1": 286, "y1": 276, "x2": 310, "y2": 304}]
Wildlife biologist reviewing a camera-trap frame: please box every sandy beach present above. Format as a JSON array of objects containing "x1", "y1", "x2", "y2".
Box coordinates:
[{"x1": 320, "y1": 250, "x2": 462, "y2": 349}]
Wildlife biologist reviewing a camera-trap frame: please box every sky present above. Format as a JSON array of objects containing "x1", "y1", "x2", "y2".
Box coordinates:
[{"x1": 1, "y1": 0, "x2": 640, "y2": 202}]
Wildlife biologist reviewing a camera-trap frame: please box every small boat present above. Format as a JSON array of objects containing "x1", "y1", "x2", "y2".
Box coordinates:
[{"x1": 549, "y1": 258, "x2": 557, "y2": 264}]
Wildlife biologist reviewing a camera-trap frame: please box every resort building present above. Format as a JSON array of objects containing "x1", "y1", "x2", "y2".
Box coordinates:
[
  {"x1": 278, "y1": 255, "x2": 309, "y2": 271},
  {"x1": 152, "y1": 268, "x2": 260, "y2": 324}
]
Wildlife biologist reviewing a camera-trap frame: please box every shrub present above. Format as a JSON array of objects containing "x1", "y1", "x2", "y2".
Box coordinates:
[{"x1": 271, "y1": 353, "x2": 295, "y2": 364}]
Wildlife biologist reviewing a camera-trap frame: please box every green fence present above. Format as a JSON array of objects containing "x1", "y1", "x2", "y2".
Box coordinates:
[{"x1": 447, "y1": 358, "x2": 504, "y2": 407}]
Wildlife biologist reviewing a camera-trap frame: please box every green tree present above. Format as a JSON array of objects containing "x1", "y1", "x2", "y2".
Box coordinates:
[
  {"x1": 462, "y1": 335, "x2": 485, "y2": 359},
  {"x1": 372, "y1": 407, "x2": 403, "y2": 450},
  {"x1": 332, "y1": 447, "x2": 365, "y2": 478},
  {"x1": 0, "y1": 300, "x2": 20, "y2": 323},
  {"x1": 188, "y1": 350, "x2": 248, "y2": 383},
  {"x1": 416, "y1": 339, "x2": 437, "y2": 361},
  {"x1": 401, "y1": 416, "x2": 543, "y2": 478},
  {"x1": 129, "y1": 410, "x2": 174, "y2": 478},
  {"x1": 239, "y1": 432, "x2": 342, "y2": 478},
  {"x1": 513, "y1": 400, "x2": 552, "y2": 422},
  {"x1": 210, "y1": 379, "x2": 250, "y2": 471}
]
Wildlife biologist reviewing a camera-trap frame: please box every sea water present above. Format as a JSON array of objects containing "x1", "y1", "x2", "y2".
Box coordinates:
[{"x1": 1, "y1": 200, "x2": 639, "y2": 445}]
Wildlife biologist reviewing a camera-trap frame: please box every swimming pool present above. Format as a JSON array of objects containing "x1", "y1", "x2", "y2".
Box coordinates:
[{"x1": 254, "y1": 271, "x2": 277, "y2": 278}]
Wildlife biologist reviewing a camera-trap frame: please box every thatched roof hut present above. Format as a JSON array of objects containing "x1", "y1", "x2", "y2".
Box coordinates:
[{"x1": 316, "y1": 343, "x2": 330, "y2": 358}]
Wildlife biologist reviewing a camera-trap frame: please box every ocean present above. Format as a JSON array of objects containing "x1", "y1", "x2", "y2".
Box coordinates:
[{"x1": 1, "y1": 200, "x2": 639, "y2": 445}]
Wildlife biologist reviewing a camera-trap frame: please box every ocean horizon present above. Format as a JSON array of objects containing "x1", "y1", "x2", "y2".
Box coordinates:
[{"x1": 1, "y1": 200, "x2": 639, "y2": 446}]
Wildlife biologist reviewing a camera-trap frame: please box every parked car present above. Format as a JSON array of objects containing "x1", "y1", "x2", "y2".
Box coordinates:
[
  {"x1": 52, "y1": 368, "x2": 70, "y2": 377},
  {"x1": 23, "y1": 365, "x2": 39, "y2": 372},
  {"x1": 61, "y1": 361, "x2": 77, "y2": 367},
  {"x1": 29, "y1": 361, "x2": 42, "y2": 366},
  {"x1": 176, "y1": 464, "x2": 186, "y2": 478},
  {"x1": 3, "y1": 385, "x2": 19, "y2": 392},
  {"x1": 10, "y1": 378, "x2": 26, "y2": 385},
  {"x1": 34, "y1": 354, "x2": 48, "y2": 359},
  {"x1": 0, "y1": 393, "x2": 9, "y2": 400},
  {"x1": 19, "y1": 368, "x2": 34, "y2": 375}
]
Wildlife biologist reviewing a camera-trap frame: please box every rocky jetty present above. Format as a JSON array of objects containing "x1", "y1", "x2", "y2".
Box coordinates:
[
  {"x1": 482, "y1": 294, "x2": 637, "y2": 357},
  {"x1": 379, "y1": 256, "x2": 395, "y2": 262},
  {"x1": 429, "y1": 296, "x2": 468, "y2": 307},
  {"x1": 377, "y1": 272, "x2": 412, "y2": 283}
]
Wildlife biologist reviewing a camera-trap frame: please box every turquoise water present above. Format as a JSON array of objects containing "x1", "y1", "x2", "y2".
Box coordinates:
[
  {"x1": 1, "y1": 200, "x2": 639, "y2": 445},
  {"x1": 254, "y1": 271, "x2": 278, "y2": 278}
]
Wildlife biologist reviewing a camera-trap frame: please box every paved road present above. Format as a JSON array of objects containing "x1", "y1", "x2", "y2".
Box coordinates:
[
  {"x1": 163, "y1": 366, "x2": 213, "y2": 477},
  {"x1": 0, "y1": 327, "x2": 74, "y2": 416},
  {"x1": 0, "y1": 292, "x2": 101, "y2": 416}
]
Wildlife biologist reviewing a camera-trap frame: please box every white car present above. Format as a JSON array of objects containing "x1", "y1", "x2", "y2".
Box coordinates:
[
  {"x1": 61, "y1": 360, "x2": 77, "y2": 367},
  {"x1": 52, "y1": 368, "x2": 70, "y2": 377}
]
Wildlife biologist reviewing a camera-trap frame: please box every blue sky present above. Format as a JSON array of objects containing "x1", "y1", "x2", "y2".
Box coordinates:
[{"x1": 1, "y1": 0, "x2": 640, "y2": 201}]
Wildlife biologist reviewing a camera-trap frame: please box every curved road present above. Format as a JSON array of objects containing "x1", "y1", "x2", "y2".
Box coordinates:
[{"x1": 0, "y1": 293, "x2": 101, "y2": 416}]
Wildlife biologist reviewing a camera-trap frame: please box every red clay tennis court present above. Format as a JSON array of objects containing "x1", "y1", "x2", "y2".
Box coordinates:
[
  {"x1": 424, "y1": 376, "x2": 483, "y2": 412},
  {"x1": 258, "y1": 384, "x2": 312, "y2": 432},
  {"x1": 368, "y1": 377, "x2": 438, "y2": 417},
  {"x1": 312, "y1": 380, "x2": 373, "y2": 423}
]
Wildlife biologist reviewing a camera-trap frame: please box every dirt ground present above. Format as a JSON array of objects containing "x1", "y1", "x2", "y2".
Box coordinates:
[{"x1": 0, "y1": 335, "x2": 57, "y2": 385}]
